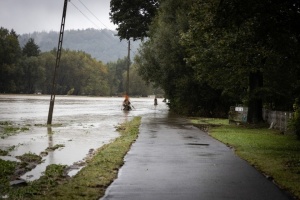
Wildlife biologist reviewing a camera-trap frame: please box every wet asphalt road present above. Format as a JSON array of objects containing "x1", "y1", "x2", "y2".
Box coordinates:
[{"x1": 101, "y1": 114, "x2": 292, "y2": 200}]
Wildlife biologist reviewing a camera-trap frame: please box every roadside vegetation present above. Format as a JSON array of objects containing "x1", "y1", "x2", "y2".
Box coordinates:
[
  {"x1": 191, "y1": 118, "x2": 300, "y2": 199},
  {"x1": 0, "y1": 116, "x2": 141, "y2": 200}
]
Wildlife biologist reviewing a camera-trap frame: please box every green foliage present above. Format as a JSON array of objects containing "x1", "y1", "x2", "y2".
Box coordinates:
[
  {"x1": 137, "y1": 0, "x2": 192, "y2": 100},
  {"x1": 110, "y1": 0, "x2": 159, "y2": 40},
  {"x1": 107, "y1": 58, "x2": 153, "y2": 96},
  {"x1": 16, "y1": 152, "x2": 42, "y2": 164},
  {"x1": 0, "y1": 159, "x2": 17, "y2": 195},
  {"x1": 136, "y1": 0, "x2": 233, "y2": 116},
  {"x1": 289, "y1": 98, "x2": 300, "y2": 139},
  {"x1": 40, "y1": 49, "x2": 110, "y2": 95},
  {"x1": 180, "y1": 0, "x2": 300, "y2": 120},
  {"x1": 136, "y1": 0, "x2": 300, "y2": 118},
  {"x1": 0, "y1": 27, "x2": 159, "y2": 97},
  {"x1": 43, "y1": 164, "x2": 67, "y2": 178},
  {"x1": 107, "y1": 57, "x2": 128, "y2": 95},
  {"x1": 22, "y1": 38, "x2": 40, "y2": 57},
  {"x1": 0, "y1": 122, "x2": 30, "y2": 139},
  {"x1": 125, "y1": 63, "x2": 152, "y2": 96},
  {"x1": 0, "y1": 27, "x2": 22, "y2": 93},
  {"x1": 45, "y1": 144, "x2": 65, "y2": 151},
  {"x1": 190, "y1": 117, "x2": 228, "y2": 126},
  {"x1": 0, "y1": 149, "x2": 9, "y2": 156},
  {"x1": 20, "y1": 56, "x2": 45, "y2": 93}
]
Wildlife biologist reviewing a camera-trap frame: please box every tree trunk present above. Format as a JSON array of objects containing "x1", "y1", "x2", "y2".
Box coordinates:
[{"x1": 247, "y1": 70, "x2": 263, "y2": 123}]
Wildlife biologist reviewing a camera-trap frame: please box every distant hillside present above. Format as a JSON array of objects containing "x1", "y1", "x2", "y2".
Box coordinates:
[{"x1": 18, "y1": 29, "x2": 141, "y2": 63}]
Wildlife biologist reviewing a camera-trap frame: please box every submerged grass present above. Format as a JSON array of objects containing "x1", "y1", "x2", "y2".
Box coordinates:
[
  {"x1": 7, "y1": 116, "x2": 141, "y2": 200},
  {"x1": 0, "y1": 121, "x2": 30, "y2": 139},
  {"x1": 191, "y1": 118, "x2": 300, "y2": 199}
]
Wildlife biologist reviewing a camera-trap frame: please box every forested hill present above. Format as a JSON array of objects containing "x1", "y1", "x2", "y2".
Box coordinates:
[{"x1": 18, "y1": 28, "x2": 141, "y2": 63}]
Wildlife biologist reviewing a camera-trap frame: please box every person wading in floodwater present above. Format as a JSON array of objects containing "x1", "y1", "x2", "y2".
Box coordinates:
[
  {"x1": 123, "y1": 95, "x2": 132, "y2": 111},
  {"x1": 154, "y1": 97, "x2": 158, "y2": 106}
]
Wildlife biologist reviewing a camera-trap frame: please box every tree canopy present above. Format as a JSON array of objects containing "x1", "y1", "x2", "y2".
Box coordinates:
[
  {"x1": 181, "y1": 0, "x2": 300, "y2": 122},
  {"x1": 22, "y1": 38, "x2": 40, "y2": 57},
  {"x1": 0, "y1": 27, "x2": 153, "y2": 96},
  {"x1": 0, "y1": 27, "x2": 22, "y2": 93},
  {"x1": 135, "y1": 0, "x2": 300, "y2": 121},
  {"x1": 109, "y1": 0, "x2": 159, "y2": 40}
]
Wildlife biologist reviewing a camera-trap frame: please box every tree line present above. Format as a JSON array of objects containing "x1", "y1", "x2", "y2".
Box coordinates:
[
  {"x1": 109, "y1": 0, "x2": 300, "y2": 123},
  {"x1": 0, "y1": 27, "x2": 155, "y2": 97},
  {"x1": 18, "y1": 29, "x2": 141, "y2": 63}
]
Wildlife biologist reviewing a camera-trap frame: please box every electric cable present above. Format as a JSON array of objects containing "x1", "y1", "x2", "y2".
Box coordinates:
[
  {"x1": 70, "y1": 0, "x2": 139, "y2": 59},
  {"x1": 70, "y1": 1, "x2": 102, "y2": 30},
  {"x1": 77, "y1": 0, "x2": 108, "y2": 29},
  {"x1": 74, "y1": 0, "x2": 139, "y2": 56}
]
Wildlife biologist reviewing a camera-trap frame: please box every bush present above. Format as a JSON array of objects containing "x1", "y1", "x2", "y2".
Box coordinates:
[{"x1": 289, "y1": 98, "x2": 300, "y2": 139}]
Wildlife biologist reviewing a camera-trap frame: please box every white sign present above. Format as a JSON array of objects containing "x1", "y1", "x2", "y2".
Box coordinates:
[{"x1": 235, "y1": 107, "x2": 243, "y2": 112}]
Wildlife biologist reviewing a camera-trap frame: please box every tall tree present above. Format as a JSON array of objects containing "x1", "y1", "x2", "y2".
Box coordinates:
[
  {"x1": 20, "y1": 56, "x2": 44, "y2": 93},
  {"x1": 21, "y1": 38, "x2": 42, "y2": 93},
  {"x1": 0, "y1": 27, "x2": 22, "y2": 93},
  {"x1": 136, "y1": 0, "x2": 232, "y2": 116},
  {"x1": 218, "y1": 0, "x2": 300, "y2": 122},
  {"x1": 109, "y1": 0, "x2": 159, "y2": 40},
  {"x1": 22, "y1": 38, "x2": 40, "y2": 57},
  {"x1": 39, "y1": 50, "x2": 56, "y2": 94},
  {"x1": 107, "y1": 58, "x2": 129, "y2": 95},
  {"x1": 124, "y1": 63, "x2": 151, "y2": 96},
  {"x1": 181, "y1": 0, "x2": 300, "y2": 122}
]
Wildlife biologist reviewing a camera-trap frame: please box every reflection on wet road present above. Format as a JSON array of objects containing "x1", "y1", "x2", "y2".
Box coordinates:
[{"x1": 0, "y1": 95, "x2": 168, "y2": 181}]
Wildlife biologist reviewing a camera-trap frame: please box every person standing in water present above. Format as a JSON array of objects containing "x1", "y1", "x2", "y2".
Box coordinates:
[{"x1": 123, "y1": 95, "x2": 132, "y2": 111}]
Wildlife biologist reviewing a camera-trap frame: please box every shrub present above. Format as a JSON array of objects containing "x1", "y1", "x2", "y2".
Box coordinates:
[{"x1": 289, "y1": 98, "x2": 300, "y2": 139}]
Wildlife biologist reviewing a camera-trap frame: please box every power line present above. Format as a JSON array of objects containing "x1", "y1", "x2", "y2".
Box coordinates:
[
  {"x1": 70, "y1": 1, "x2": 102, "y2": 29},
  {"x1": 69, "y1": 0, "x2": 139, "y2": 58},
  {"x1": 77, "y1": 0, "x2": 108, "y2": 29}
]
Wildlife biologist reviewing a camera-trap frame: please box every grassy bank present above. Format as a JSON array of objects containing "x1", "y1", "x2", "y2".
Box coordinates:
[
  {"x1": 5, "y1": 116, "x2": 141, "y2": 200},
  {"x1": 191, "y1": 118, "x2": 300, "y2": 199}
]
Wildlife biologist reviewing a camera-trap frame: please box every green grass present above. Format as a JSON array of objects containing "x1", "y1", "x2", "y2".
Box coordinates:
[
  {"x1": 0, "y1": 121, "x2": 30, "y2": 139},
  {"x1": 192, "y1": 118, "x2": 300, "y2": 199},
  {"x1": 6, "y1": 116, "x2": 141, "y2": 200},
  {"x1": 16, "y1": 153, "x2": 43, "y2": 164},
  {"x1": 0, "y1": 149, "x2": 9, "y2": 156},
  {"x1": 0, "y1": 159, "x2": 17, "y2": 195},
  {"x1": 190, "y1": 117, "x2": 229, "y2": 125},
  {"x1": 45, "y1": 144, "x2": 65, "y2": 151}
]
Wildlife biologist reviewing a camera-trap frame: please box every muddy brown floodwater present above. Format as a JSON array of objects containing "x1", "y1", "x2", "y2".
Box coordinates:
[{"x1": 0, "y1": 94, "x2": 168, "y2": 181}]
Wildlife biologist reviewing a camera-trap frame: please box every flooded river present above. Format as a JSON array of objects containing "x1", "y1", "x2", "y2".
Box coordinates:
[{"x1": 0, "y1": 94, "x2": 168, "y2": 181}]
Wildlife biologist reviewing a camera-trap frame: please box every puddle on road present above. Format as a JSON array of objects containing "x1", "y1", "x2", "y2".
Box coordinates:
[{"x1": 0, "y1": 95, "x2": 168, "y2": 182}]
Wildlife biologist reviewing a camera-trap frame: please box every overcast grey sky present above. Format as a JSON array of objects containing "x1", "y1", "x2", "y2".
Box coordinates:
[{"x1": 0, "y1": 0, "x2": 117, "y2": 34}]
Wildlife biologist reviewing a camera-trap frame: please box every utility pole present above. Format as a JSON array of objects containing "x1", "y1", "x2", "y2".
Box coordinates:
[
  {"x1": 47, "y1": 0, "x2": 69, "y2": 125},
  {"x1": 126, "y1": 39, "x2": 130, "y2": 96}
]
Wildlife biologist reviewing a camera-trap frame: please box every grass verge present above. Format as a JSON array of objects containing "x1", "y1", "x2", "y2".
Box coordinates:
[
  {"x1": 191, "y1": 118, "x2": 300, "y2": 199},
  {"x1": 5, "y1": 116, "x2": 141, "y2": 200}
]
